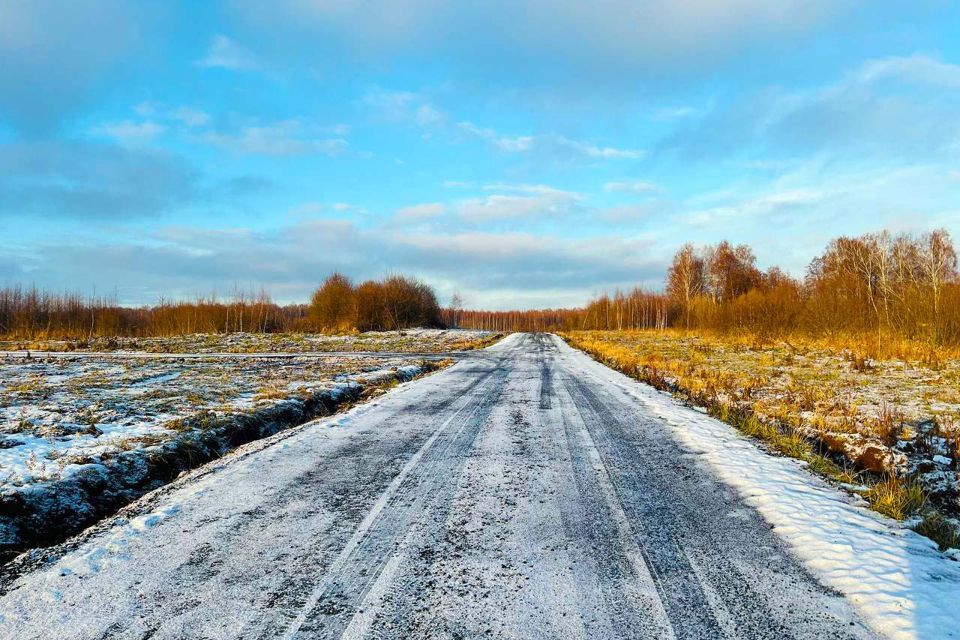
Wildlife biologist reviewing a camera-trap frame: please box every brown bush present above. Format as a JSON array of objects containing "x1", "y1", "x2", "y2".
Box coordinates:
[
  {"x1": 308, "y1": 273, "x2": 355, "y2": 333},
  {"x1": 310, "y1": 274, "x2": 442, "y2": 333}
]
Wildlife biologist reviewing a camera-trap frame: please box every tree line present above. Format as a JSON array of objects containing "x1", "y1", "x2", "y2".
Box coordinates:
[
  {"x1": 3, "y1": 228, "x2": 957, "y2": 345},
  {"x1": 446, "y1": 290, "x2": 669, "y2": 333},
  {"x1": 0, "y1": 274, "x2": 441, "y2": 340},
  {"x1": 0, "y1": 286, "x2": 305, "y2": 340},
  {"x1": 452, "y1": 228, "x2": 960, "y2": 348},
  {"x1": 664, "y1": 229, "x2": 959, "y2": 346}
]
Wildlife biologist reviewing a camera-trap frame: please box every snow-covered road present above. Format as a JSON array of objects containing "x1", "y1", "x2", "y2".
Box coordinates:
[{"x1": 1, "y1": 333, "x2": 956, "y2": 639}]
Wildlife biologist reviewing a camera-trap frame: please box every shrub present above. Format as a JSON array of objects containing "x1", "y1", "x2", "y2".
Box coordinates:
[
  {"x1": 914, "y1": 513, "x2": 960, "y2": 551},
  {"x1": 865, "y1": 477, "x2": 927, "y2": 520}
]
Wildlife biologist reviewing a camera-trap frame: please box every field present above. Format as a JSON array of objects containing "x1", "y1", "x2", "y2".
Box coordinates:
[
  {"x1": 0, "y1": 329, "x2": 496, "y2": 559},
  {"x1": 0, "y1": 328, "x2": 498, "y2": 355},
  {"x1": 564, "y1": 330, "x2": 960, "y2": 547}
]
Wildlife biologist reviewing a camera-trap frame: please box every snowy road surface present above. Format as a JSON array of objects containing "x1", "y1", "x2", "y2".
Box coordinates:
[{"x1": 1, "y1": 333, "x2": 957, "y2": 639}]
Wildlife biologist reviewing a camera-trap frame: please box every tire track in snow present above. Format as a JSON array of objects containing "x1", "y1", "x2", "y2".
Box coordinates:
[
  {"x1": 562, "y1": 373, "x2": 724, "y2": 638},
  {"x1": 281, "y1": 356, "x2": 515, "y2": 638},
  {"x1": 151, "y1": 359, "x2": 508, "y2": 636},
  {"x1": 563, "y1": 366, "x2": 868, "y2": 639},
  {"x1": 547, "y1": 360, "x2": 676, "y2": 639}
]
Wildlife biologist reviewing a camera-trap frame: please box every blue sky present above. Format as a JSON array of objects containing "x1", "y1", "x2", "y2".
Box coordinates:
[{"x1": 1, "y1": 1, "x2": 959, "y2": 309}]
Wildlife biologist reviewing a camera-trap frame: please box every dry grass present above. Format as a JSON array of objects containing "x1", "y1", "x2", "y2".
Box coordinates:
[
  {"x1": 253, "y1": 385, "x2": 291, "y2": 402},
  {"x1": 865, "y1": 477, "x2": 927, "y2": 520},
  {"x1": 564, "y1": 329, "x2": 960, "y2": 550},
  {"x1": 0, "y1": 329, "x2": 500, "y2": 355},
  {"x1": 564, "y1": 330, "x2": 960, "y2": 472}
]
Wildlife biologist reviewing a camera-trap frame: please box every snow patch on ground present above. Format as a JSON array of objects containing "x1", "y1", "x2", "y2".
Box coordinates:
[
  {"x1": 0, "y1": 329, "x2": 496, "y2": 355},
  {"x1": 0, "y1": 355, "x2": 442, "y2": 558},
  {"x1": 0, "y1": 356, "x2": 430, "y2": 489},
  {"x1": 560, "y1": 336, "x2": 960, "y2": 640}
]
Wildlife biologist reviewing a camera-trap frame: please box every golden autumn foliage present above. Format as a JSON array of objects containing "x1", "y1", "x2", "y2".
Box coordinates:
[{"x1": 453, "y1": 228, "x2": 960, "y2": 350}]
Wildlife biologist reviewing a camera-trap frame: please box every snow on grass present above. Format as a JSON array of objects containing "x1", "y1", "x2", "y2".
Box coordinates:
[
  {"x1": 566, "y1": 331, "x2": 960, "y2": 519},
  {"x1": 0, "y1": 354, "x2": 433, "y2": 489},
  {"x1": 560, "y1": 335, "x2": 960, "y2": 640},
  {"x1": 0, "y1": 331, "x2": 493, "y2": 559},
  {"x1": 0, "y1": 329, "x2": 497, "y2": 355}
]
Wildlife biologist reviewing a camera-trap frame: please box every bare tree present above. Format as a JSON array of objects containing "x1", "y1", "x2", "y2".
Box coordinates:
[
  {"x1": 666, "y1": 243, "x2": 705, "y2": 328},
  {"x1": 449, "y1": 292, "x2": 464, "y2": 328},
  {"x1": 919, "y1": 229, "x2": 959, "y2": 342}
]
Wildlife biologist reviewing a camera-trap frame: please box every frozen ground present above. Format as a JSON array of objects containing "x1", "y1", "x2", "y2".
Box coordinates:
[
  {"x1": 0, "y1": 330, "x2": 496, "y2": 559},
  {"x1": 0, "y1": 354, "x2": 430, "y2": 490},
  {"x1": 567, "y1": 331, "x2": 960, "y2": 515},
  {"x1": 0, "y1": 329, "x2": 497, "y2": 355},
  {"x1": 2, "y1": 334, "x2": 956, "y2": 639}
]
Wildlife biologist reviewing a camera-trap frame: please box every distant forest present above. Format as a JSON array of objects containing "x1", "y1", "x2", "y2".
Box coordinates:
[
  {"x1": 453, "y1": 228, "x2": 960, "y2": 349},
  {"x1": 0, "y1": 275, "x2": 442, "y2": 340},
  {"x1": 1, "y1": 228, "x2": 958, "y2": 347}
]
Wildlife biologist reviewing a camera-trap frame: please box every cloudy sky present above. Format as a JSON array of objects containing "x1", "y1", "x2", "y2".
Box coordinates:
[{"x1": 2, "y1": 1, "x2": 959, "y2": 309}]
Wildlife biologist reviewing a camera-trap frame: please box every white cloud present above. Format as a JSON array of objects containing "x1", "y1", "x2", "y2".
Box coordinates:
[
  {"x1": 134, "y1": 103, "x2": 211, "y2": 127},
  {"x1": 854, "y1": 54, "x2": 960, "y2": 89},
  {"x1": 651, "y1": 106, "x2": 700, "y2": 120},
  {"x1": 457, "y1": 185, "x2": 582, "y2": 222},
  {"x1": 92, "y1": 120, "x2": 166, "y2": 143},
  {"x1": 494, "y1": 135, "x2": 534, "y2": 153},
  {"x1": 456, "y1": 121, "x2": 497, "y2": 139},
  {"x1": 363, "y1": 93, "x2": 644, "y2": 162},
  {"x1": 118, "y1": 106, "x2": 347, "y2": 158},
  {"x1": 460, "y1": 122, "x2": 644, "y2": 161},
  {"x1": 574, "y1": 142, "x2": 645, "y2": 159},
  {"x1": 664, "y1": 53, "x2": 960, "y2": 162},
  {"x1": 415, "y1": 104, "x2": 446, "y2": 127},
  {"x1": 395, "y1": 202, "x2": 447, "y2": 221},
  {"x1": 169, "y1": 107, "x2": 211, "y2": 127},
  {"x1": 198, "y1": 35, "x2": 259, "y2": 70},
  {"x1": 685, "y1": 187, "x2": 828, "y2": 225},
  {"x1": 604, "y1": 180, "x2": 658, "y2": 194},
  {"x1": 480, "y1": 183, "x2": 579, "y2": 197},
  {"x1": 362, "y1": 88, "x2": 429, "y2": 121},
  {"x1": 201, "y1": 120, "x2": 347, "y2": 156},
  {"x1": 16, "y1": 217, "x2": 665, "y2": 308}
]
